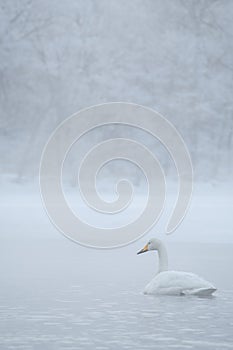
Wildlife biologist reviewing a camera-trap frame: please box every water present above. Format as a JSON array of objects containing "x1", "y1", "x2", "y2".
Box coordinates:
[
  {"x1": 1, "y1": 236, "x2": 233, "y2": 350},
  {"x1": 1, "y1": 281, "x2": 233, "y2": 349},
  {"x1": 1, "y1": 185, "x2": 233, "y2": 349}
]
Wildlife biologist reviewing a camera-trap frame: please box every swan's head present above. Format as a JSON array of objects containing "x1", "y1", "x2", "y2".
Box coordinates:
[{"x1": 137, "y1": 238, "x2": 160, "y2": 254}]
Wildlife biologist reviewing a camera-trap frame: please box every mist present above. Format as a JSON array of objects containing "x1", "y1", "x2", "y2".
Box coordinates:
[
  {"x1": 1, "y1": 1, "x2": 233, "y2": 350},
  {"x1": 0, "y1": 0, "x2": 232, "y2": 181}
]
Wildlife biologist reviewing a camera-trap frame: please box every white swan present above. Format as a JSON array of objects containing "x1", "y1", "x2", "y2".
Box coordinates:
[{"x1": 137, "y1": 238, "x2": 216, "y2": 296}]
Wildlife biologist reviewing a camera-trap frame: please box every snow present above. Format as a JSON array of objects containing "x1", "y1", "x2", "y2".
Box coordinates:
[
  {"x1": 1, "y1": 1, "x2": 233, "y2": 348},
  {"x1": 0, "y1": 0, "x2": 233, "y2": 181}
]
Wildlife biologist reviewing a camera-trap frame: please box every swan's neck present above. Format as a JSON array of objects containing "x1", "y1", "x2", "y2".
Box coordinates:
[{"x1": 157, "y1": 241, "x2": 168, "y2": 273}]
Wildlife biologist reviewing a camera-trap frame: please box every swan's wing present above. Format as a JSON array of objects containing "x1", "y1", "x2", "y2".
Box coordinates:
[
  {"x1": 144, "y1": 271, "x2": 216, "y2": 296},
  {"x1": 183, "y1": 287, "x2": 216, "y2": 296}
]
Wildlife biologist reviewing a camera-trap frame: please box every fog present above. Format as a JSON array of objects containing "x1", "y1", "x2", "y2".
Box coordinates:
[
  {"x1": 1, "y1": 2, "x2": 233, "y2": 349},
  {"x1": 0, "y1": 0, "x2": 233, "y2": 181}
]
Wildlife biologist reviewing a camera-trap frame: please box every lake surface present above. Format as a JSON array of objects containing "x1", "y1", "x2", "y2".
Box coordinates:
[
  {"x1": 1, "y1": 184, "x2": 233, "y2": 349},
  {"x1": 1, "y1": 281, "x2": 233, "y2": 349},
  {"x1": 1, "y1": 237, "x2": 233, "y2": 350}
]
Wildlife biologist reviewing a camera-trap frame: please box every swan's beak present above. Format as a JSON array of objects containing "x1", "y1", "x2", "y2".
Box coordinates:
[{"x1": 137, "y1": 243, "x2": 149, "y2": 255}]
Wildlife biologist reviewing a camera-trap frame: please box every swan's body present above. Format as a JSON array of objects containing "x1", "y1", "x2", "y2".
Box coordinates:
[
  {"x1": 137, "y1": 238, "x2": 216, "y2": 296},
  {"x1": 144, "y1": 270, "x2": 216, "y2": 296}
]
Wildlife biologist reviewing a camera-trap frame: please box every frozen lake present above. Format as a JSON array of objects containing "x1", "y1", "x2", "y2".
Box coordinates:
[{"x1": 1, "y1": 182, "x2": 233, "y2": 349}]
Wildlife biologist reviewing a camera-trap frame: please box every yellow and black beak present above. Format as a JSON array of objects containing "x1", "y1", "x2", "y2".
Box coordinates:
[{"x1": 137, "y1": 243, "x2": 149, "y2": 255}]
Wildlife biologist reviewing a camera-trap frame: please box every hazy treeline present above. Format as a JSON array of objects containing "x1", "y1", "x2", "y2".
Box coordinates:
[{"x1": 0, "y1": 0, "x2": 232, "y2": 182}]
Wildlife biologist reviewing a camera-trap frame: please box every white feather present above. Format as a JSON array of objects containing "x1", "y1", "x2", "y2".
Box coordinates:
[{"x1": 138, "y1": 238, "x2": 216, "y2": 296}]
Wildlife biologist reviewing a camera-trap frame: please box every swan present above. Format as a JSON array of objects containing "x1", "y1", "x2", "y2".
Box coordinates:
[{"x1": 137, "y1": 238, "x2": 216, "y2": 296}]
